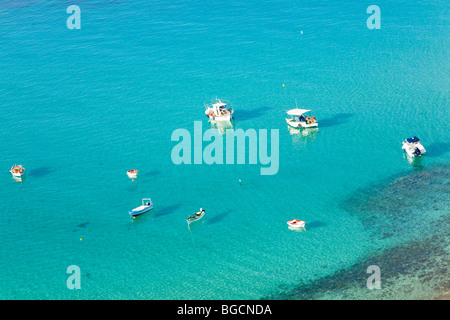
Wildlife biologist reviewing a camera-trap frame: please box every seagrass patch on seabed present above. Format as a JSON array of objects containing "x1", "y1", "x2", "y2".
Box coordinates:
[
  {"x1": 263, "y1": 164, "x2": 449, "y2": 300},
  {"x1": 340, "y1": 163, "x2": 450, "y2": 241}
]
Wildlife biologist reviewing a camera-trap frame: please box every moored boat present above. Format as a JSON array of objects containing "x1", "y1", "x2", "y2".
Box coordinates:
[
  {"x1": 129, "y1": 198, "x2": 153, "y2": 217},
  {"x1": 285, "y1": 100, "x2": 318, "y2": 128},
  {"x1": 287, "y1": 219, "x2": 306, "y2": 229},
  {"x1": 187, "y1": 208, "x2": 205, "y2": 225},
  {"x1": 10, "y1": 165, "x2": 25, "y2": 179},
  {"x1": 127, "y1": 169, "x2": 138, "y2": 178},
  {"x1": 286, "y1": 109, "x2": 318, "y2": 128},
  {"x1": 402, "y1": 137, "x2": 426, "y2": 157},
  {"x1": 205, "y1": 99, "x2": 234, "y2": 122}
]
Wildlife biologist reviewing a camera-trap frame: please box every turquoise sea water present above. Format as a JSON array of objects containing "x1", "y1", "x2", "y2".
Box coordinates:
[{"x1": 0, "y1": 0, "x2": 448, "y2": 299}]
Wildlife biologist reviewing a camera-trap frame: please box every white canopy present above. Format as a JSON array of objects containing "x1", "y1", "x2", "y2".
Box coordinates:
[
  {"x1": 212, "y1": 102, "x2": 227, "y2": 108},
  {"x1": 287, "y1": 108, "x2": 311, "y2": 116}
]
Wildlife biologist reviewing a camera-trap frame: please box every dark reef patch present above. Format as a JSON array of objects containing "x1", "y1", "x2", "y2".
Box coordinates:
[
  {"x1": 263, "y1": 231, "x2": 449, "y2": 300},
  {"x1": 340, "y1": 163, "x2": 450, "y2": 241},
  {"x1": 263, "y1": 163, "x2": 449, "y2": 300}
]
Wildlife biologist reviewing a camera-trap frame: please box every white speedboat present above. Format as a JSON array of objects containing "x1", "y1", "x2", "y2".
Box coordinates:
[
  {"x1": 286, "y1": 101, "x2": 318, "y2": 128},
  {"x1": 127, "y1": 169, "x2": 138, "y2": 179},
  {"x1": 287, "y1": 219, "x2": 306, "y2": 229},
  {"x1": 10, "y1": 165, "x2": 25, "y2": 179},
  {"x1": 402, "y1": 137, "x2": 426, "y2": 157},
  {"x1": 205, "y1": 99, "x2": 234, "y2": 122},
  {"x1": 129, "y1": 198, "x2": 154, "y2": 217}
]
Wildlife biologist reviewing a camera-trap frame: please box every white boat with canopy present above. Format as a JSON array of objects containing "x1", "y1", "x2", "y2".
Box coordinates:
[
  {"x1": 286, "y1": 100, "x2": 318, "y2": 128},
  {"x1": 286, "y1": 109, "x2": 318, "y2": 128},
  {"x1": 205, "y1": 99, "x2": 234, "y2": 122}
]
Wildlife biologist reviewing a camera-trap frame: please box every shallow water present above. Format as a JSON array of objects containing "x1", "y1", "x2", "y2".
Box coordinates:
[
  {"x1": 0, "y1": 0, "x2": 448, "y2": 299},
  {"x1": 265, "y1": 164, "x2": 450, "y2": 299}
]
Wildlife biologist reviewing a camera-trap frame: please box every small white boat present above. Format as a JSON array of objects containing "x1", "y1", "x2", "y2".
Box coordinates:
[
  {"x1": 402, "y1": 137, "x2": 426, "y2": 157},
  {"x1": 129, "y1": 198, "x2": 153, "y2": 217},
  {"x1": 127, "y1": 169, "x2": 138, "y2": 179},
  {"x1": 10, "y1": 165, "x2": 25, "y2": 179},
  {"x1": 285, "y1": 100, "x2": 318, "y2": 128},
  {"x1": 205, "y1": 99, "x2": 234, "y2": 122},
  {"x1": 187, "y1": 208, "x2": 206, "y2": 225},
  {"x1": 287, "y1": 219, "x2": 306, "y2": 229}
]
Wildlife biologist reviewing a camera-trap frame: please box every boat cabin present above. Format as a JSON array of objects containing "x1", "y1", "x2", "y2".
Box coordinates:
[{"x1": 210, "y1": 101, "x2": 228, "y2": 116}]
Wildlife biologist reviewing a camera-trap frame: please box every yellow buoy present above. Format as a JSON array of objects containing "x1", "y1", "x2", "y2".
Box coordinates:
[
  {"x1": 80, "y1": 238, "x2": 82, "y2": 241},
  {"x1": 283, "y1": 84, "x2": 285, "y2": 87}
]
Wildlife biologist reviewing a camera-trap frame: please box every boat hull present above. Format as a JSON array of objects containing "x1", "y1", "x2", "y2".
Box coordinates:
[
  {"x1": 127, "y1": 170, "x2": 138, "y2": 178},
  {"x1": 287, "y1": 219, "x2": 306, "y2": 228},
  {"x1": 206, "y1": 112, "x2": 232, "y2": 122},
  {"x1": 10, "y1": 172, "x2": 24, "y2": 178},
  {"x1": 286, "y1": 118, "x2": 318, "y2": 128},
  {"x1": 187, "y1": 212, "x2": 205, "y2": 224}
]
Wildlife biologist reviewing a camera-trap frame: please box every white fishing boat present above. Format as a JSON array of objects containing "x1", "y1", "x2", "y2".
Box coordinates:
[
  {"x1": 10, "y1": 165, "x2": 25, "y2": 179},
  {"x1": 287, "y1": 219, "x2": 306, "y2": 229},
  {"x1": 285, "y1": 100, "x2": 318, "y2": 128},
  {"x1": 187, "y1": 208, "x2": 205, "y2": 225},
  {"x1": 205, "y1": 99, "x2": 234, "y2": 122},
  {"x1": 127, "y1": 169, "x2": 138, "y2": 179},
  {"x1": 402, "y1": 137, "x2": 426, "y2": 157},
  {"x1": 129, "y1": 198, "x2": 153, "y2": 217}
]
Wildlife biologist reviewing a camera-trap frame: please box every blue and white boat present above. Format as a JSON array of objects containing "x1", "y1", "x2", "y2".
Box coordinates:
[
  {"x1": 129, "y1": 198, "x2": 154, "y2": 216},
  {"x1": 402, "y1": 137, "x2": 426, "y2": 157}
]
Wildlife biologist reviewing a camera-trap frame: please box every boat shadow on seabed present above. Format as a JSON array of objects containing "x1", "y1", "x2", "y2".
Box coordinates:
[{"x1": 318, "y1": 113, "x2": 354, "y2": 128}]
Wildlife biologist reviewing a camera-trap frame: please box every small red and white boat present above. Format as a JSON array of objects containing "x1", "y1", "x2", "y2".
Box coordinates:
[
  {"x1": 287, "y1": 219, "x2": 306, "y2": 229},
  {"x1": 127, "y1": 169, "x2": 138, "y2": 179},
  {"x1": 10, "y1": 165, "x2": 25, "y2": 179}
]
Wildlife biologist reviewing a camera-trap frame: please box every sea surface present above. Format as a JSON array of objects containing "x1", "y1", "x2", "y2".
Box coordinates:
[{"x1": 0, "y1": 0, "x2": 448, "y2": 299}]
